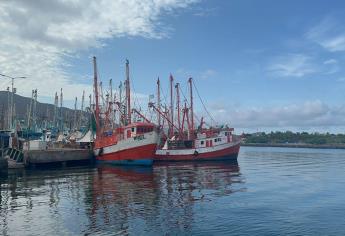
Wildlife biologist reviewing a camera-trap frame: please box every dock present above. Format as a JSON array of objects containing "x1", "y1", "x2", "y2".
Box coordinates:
[{"x1": 23, "y1": 148, "x2": 93, "y2": 167}]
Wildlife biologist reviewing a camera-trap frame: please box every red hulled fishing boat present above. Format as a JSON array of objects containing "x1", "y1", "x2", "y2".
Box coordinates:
[
  {"x1": 150, "y1": 76, "x2": 241, "y2": 162},
  {"x1": 92, "y1": 57, "x2": 158, "y2": 165}
]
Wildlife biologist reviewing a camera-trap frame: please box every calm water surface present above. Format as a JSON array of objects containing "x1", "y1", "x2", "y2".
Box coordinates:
[{"x1": 1, "y1": 146, "x2": 345, "y2": 235}]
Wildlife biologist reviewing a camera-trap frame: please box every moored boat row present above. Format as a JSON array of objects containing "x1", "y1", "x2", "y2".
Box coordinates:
[{"x1": 92, "y1": 57, "x2": 241, "y2": 165}]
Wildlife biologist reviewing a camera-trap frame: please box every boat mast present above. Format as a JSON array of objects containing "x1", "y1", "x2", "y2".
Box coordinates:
[
  {"x1": 157, "y1": 77, "x2": 161, "y2": 127},
  {"x1": 53, "y1": 92, "x2": 58, "y2": 128},
  {"x1": 60, "y1": 88, "x2": 64, "y2": 132},
  {"x1": 80, "y1": 90, "x2": 85, "y2": 129},
  {"x1": 10, "y1": 78, "x2": 14, "y2": 130},
  {"x1": 109, "y1": 79, "x2": 113, "y2": 127},
  {"x1": 169, "y1": 74, "x2": 174, "y2": 137},
  {"x1": 27, "y1": 90, "x2": 34, "y2": 130},
  {"x1": 99, "y1": 82, "x2": 103, "y2": 108},
  {"x1": 6, "y1": 87, "x2": 10, "y2": 130},
  {"x1": 188, "y1": 77, "x2": 194, "y2": 138},
  {"x1": 119, "y1": 81, "x2": 123, "y2": 125},
  {"x1": 74, "y1": 97, "x2": 77, "y2": 130},
  {"x1": 32, "y1": 89, "x2": 37, "y2": 132},
  {"x1": 175, "y1": 82, "x2": 181, "y2": 138},
  {"x1": 93, "y1": 56, "x2": 100, "y2": 133},
  {"x1": 125, "y1": 59, "x2": 131, "y2": 125}
]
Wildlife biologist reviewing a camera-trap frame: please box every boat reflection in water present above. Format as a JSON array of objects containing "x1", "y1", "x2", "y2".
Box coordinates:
[{"x1": 88, "y1": 160, "x2": 243, "y2": 235}]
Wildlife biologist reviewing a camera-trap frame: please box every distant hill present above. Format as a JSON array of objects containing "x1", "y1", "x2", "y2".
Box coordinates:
[{"x1": 0, "y1": 91, "x2": 85, "y2": 129}]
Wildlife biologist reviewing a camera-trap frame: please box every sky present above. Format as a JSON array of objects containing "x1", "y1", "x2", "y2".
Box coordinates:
[{"x1": 1, "y1": 0, "x2": 345, "y2": 133}]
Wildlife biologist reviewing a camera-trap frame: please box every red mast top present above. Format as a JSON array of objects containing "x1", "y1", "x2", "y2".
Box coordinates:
[{"x1": 125, "y1": 59, "x2": 131, "y2": 125}]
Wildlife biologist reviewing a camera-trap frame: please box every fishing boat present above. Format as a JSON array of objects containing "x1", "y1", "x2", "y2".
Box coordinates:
[
  {"x1": 150, "y1": 76, "x2": 241, "y2": 162},
  {"x1": 92, "y1": 57, "x2": 159, "y2": 165}
]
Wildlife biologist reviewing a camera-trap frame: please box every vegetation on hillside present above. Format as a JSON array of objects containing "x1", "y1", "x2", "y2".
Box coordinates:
[{"x1": 243, "y1": 131, "x2": 345, "y2": 145}]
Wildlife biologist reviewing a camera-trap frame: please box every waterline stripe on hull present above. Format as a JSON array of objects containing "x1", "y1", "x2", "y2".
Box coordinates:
[{"x1": 97, "y1": 159, "x2": 153, "y2": 166}]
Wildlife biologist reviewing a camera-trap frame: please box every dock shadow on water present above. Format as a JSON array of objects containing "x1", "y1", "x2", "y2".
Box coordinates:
[{"x1": 0, "y1": 160, "x2": 243, "y2": 235}]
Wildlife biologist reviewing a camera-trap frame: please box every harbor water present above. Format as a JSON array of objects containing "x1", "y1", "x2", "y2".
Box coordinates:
[{"x1": 1, "y1": 146, "x2": 345, "y2": 235}]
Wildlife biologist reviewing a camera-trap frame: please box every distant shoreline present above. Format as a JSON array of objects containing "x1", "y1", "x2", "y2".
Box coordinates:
[{"x1": 241, "y1": 143, "x2": 345, "y2": 149}]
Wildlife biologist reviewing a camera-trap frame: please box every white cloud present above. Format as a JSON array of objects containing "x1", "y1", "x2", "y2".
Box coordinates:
[
  {"x1": 323, "y1": 59, "x2": 337, "y2": 65},
  {"x1": 176, "y1": 68, "x2": 217, "y2": 80},
  {"x1": 306, "y1": 17, "x2": 345, "y2": 52},
  {"x1": 199, "y1": 69, "x2": 216, "y2": 80},
  {"x1": 267, "y1": 54, "x2": 317, "y2": 78},
  {"x1": 204, "y1": 100, "x2": 345, "y2": 132},
  {"x1": 0, "y1": 0, "x2": 198, "y2": 104}
]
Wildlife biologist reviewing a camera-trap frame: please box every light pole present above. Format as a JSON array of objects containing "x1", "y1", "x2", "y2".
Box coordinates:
[{"x1": 0, "y1": 74, "x2": 26, "y2": 130}]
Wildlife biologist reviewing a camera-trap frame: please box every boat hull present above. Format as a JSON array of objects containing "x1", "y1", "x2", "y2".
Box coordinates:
[
  {"x1": 95, "y1": 143, "x2": 156, "y2": 166},
  {"x1": 154, "y1": 141, "x2": 240, "y2": 162},
  {"x1": 97, "y1": 159, "x2": 153, "y2": 166}
]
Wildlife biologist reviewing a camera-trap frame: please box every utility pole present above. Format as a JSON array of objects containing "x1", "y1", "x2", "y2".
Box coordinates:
[
  {"x1": 10, "y1": 78, "x2": 14, "y2": 130},
  {"x1": 0, "y1": 74, "x2": 26, "y2": 130}
]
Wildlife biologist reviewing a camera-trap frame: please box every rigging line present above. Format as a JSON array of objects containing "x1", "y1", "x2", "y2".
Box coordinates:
[
  {"x1": 192, "y1": 79, "x2": 217, "y2": 126},
  {"x1": 179, "y1": 83, "x2": 202, "y2": 125},
  {"x1": 129, "y1": 76, "x2": 142, "y2": 112},
  {"x1": 160, "y1": 84, "x2": 168, "y2": 107}
]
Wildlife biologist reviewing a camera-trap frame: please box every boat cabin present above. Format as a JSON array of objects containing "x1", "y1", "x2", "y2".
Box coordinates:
[
  {"x1": 123, "y1": 122, "x2": 155, "y2": 139},
  {"x1": 194, "y1": 128, "x2": 234, "y2": 148}
]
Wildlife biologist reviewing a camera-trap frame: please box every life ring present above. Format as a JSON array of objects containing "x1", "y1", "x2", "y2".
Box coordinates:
[{"x1": 193, "y1": 150, "x2": 199, "y2": 157}]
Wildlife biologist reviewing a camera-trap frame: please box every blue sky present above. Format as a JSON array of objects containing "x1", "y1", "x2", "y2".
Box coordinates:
[{"x1": 1, "y1": 0, "x2": 345, "y2": 132}]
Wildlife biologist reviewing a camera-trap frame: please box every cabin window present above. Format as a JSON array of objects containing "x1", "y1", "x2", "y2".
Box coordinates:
[
  {"x1": 201, "y1": 141, "x2": 204, "y2": 145},
  {"x1": 218, "y1": 138, "x2": 221, "y2": 142},
  {"x1": 214, "y1": 138, "x2": 217, "y2": 142},
  {"x1": 225, "y1": 132, "x2": 228, "y2": 136},
  {"x1": 131, "y1": 127, "x2": 135, "y2": 132}
]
